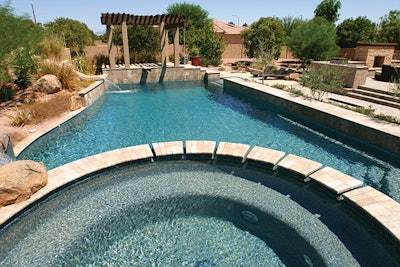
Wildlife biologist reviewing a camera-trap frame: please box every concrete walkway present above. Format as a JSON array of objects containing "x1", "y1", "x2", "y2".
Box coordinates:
[{"x1": 215, "y1": 69, "x2": 400, "y2": 120}]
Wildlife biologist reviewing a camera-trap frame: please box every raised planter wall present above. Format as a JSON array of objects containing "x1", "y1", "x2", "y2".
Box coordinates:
[{"x1": 311, "y1": 61, "x2": 368, "y2": 89}]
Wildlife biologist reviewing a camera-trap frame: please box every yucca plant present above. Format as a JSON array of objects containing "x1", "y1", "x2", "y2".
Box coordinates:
[{"x1": 5, "y1": 109, "x2": 32, "y2": 126}]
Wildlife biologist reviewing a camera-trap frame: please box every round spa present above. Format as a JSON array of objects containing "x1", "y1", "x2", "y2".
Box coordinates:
[{"x1": 2, "y1": 158, "x2": 396, "y2": 266}]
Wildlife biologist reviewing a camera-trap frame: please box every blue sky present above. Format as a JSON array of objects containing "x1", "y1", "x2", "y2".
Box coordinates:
[{"x1": 6, "y1": 0, "x2": 399, "y2": 33}]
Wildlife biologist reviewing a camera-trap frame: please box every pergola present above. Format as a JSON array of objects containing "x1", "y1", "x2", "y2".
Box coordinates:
[{"x1": 101, "y1": 13, "x2": 185, "y2": 69}]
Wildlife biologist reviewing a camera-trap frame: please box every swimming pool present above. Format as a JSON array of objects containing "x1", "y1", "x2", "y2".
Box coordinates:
[{"x1": 18, "y1": 80, "x2": 400, "y2": 201}]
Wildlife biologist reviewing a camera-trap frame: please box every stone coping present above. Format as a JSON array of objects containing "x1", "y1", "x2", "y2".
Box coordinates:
[
  {"x1": 78, "y1": 80, "x2": 104, "y2": 95},
  {"x1": 1, "y1": 140, "x2": 400, "y2": 244},
  {"x1": 277, "y1": 154, "x2": 323, "y2": 178}
]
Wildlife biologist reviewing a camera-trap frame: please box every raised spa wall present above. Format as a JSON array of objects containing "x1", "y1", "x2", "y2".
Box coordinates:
[{"x1": 103, "y1": 65, "x2": 211, "y2": 84}]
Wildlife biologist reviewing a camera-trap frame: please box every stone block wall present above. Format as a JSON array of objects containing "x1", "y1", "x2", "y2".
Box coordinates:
[
  {"x1": 311, "y1": 61, "x2": 368, "y2": 88},
  {"x1": 354, "y1": 43, "x2": 396, "y2": 68},
  {"x1": 78, "y1": 81, "x2": 107, "y2": 107},
  {"x1": 103, "y1": 66, "x2": 206, "y2": 84}
]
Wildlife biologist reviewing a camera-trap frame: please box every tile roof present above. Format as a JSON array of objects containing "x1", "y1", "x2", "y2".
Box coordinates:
[{"x1": 213, "y1": 19, "x2": 248, "y2": 35}]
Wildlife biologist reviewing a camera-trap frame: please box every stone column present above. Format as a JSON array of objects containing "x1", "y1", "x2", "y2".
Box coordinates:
[
  {"x1": 173, "y1": 27, "x2": 180, "y2": 67},
  {"x1": 106, "y1": 25, "x2": 116, "y2": 69},
  {"x1": 122, "y1": 21, "x2": 130, "y2": 69},
  {"x1": 159, "y1": 21, "x2": 166, "y2": 67}
]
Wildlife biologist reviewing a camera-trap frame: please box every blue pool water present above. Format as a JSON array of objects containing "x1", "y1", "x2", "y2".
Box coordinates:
[{"x1": 18, "y1": 80, "x2": 400, "y2": 201}]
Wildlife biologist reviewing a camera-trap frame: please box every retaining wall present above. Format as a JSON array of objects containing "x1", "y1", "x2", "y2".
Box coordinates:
[{"x1": 224, "y1": 78, "x2": 400, "y2": 155}]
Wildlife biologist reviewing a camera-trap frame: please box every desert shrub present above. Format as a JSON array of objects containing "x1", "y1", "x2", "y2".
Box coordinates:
[
  {"x1": 24, "y1": 92, "x2": 72, "y2": 124},
  {"x1": 58, "y1": 63, "x2": 78, "y2": 90},
  {"x1": 37, "y1": 60, "x2": 78, "y2": 90},
  {"x1": 73, "y1": 54, "x2": 96, "y2": 75},
  {"x1": 5, "y1": 91, "x2": 72, "y2": 126},
  {"x1": 300, "y1": 64, "x2": 346, "y2": 101},
  {"x1": 40, "y1": 35, "x2": 64, "y2": 60}
]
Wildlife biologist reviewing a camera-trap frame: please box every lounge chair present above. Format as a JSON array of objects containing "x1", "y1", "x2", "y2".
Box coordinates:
[
  {"x1": 252, "y1": 66, "x2": 273, "y2": 77},
  {"x1": 262, "y1": 68, "x2": 294, "y2": 80}
]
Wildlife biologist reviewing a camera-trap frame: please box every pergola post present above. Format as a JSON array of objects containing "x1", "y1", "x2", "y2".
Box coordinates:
[
  {"x1": 106, "y1": 25, "x2": 116, "y2": 69},
  {"x1": 121, "y1": 21, "x2": 130, "y2": 69},
  {"x1": 159, "y1": 21, "x2": 166, "y2": 67},
  {"x1": 173, "y1": 27, "x2": 180, "y2": 67}
]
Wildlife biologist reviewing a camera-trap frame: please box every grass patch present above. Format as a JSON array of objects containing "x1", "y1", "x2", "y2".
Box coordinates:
[
  {"x1": 271, "y1": 83, "x2": 287, "y2": 90},
  {"x1": 352, "y1": 106, "x2": 375, "y2": 116},
  {"x1": 335, "y1": 103, "x2": 400, "y2": 124},
  {"x1": 288, "y1": 86, "x2": 305, "y2": 97},
  {"x1": 374, "y1": 114, "x2": 400, "y2": 124}
]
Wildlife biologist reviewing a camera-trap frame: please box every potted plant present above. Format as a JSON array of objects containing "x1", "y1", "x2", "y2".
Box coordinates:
[{"x1": 190, "y1": 47, "x2": 200, "y2": 66}]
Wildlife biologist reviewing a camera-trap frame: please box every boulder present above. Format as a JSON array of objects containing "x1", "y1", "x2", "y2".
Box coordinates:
[
  {"x1": 69, "y1": 95, "x2": 84, "y2": 110},
  {"x1": 0, "y1": 132, "x2": 9, "y2": 154},
  {"x1": 0, "y1": 160, "x2": 48, "y2": 207},
  {"x1": 33, "y1": 74, "x2": 62, "y2": 94},
  {"x1": 0, "y1": 153, "x2": 14, "y2": 167}
]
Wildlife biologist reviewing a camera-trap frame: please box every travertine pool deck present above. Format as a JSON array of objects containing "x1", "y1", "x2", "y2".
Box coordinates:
[{"x1": 1, "y1": 141, "x2": 400, "y2": 246}]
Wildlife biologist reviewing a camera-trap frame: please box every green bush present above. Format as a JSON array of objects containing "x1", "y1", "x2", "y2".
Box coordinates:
[
  {"x1": 13, "y1": 48, "x2": 38, "y2": 88},
  {"x1": 73, "y1": 54, "x2": 95, "y2": 75},
  {"x1": 300, "y1": 63, "x2": 345, "y2": 101},
  {"x1": 0, "y1": 85, "x2": 15, "y2": 102}
]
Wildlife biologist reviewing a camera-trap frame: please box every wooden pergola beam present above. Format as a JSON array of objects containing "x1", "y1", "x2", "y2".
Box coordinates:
[
  {"x1": 101, "y1": 13, "x2": 186, "y2": 69},
  {"x1": 101, "y1": 13, "x2": 184, "y2": 27}
]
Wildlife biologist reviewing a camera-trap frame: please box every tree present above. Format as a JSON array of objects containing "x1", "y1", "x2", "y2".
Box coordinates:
[
  {"x1": 336, "y1": 17, "x2": 376, "y2": 48},
  {"x1": 44, "y1": 18, "x2": 94, "y2": 56},
  {"x1": 167, "y1": 3, "x2": 224, "y2": 66},
  {"x1": 281, "y1": 16, "x2": 305, "y2": 42},
  {"x1": 241, "y1": 17, "x2": 285, "y2": 58},
  {"x1": 166, "y1": 2, "x2": 209, "y2": 29},
  {"x1": 112, "y1": 25, "x2": 160, "y2": 63},
  {"x1": 0, "y1": 2, "x2": 44, "y2": 90},
  {"x1": 378, "y1": 10, "x2": 400, "y2": 49},
  {"x1": 287, "y1": 17, "x2": 339, "y2": 64},
  {"x1": 314, "y1": 0, "x2": 342, "y2": 23}
]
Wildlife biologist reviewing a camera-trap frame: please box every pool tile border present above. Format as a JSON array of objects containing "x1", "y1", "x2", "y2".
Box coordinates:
[{"x1": 1, "y1": 140, "x2": 400, "y2": 244}]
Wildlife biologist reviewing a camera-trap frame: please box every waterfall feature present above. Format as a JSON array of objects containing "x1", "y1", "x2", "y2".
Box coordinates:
[{"x1": 105, "y1": 79, "x2": 122, "y2": 91}]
